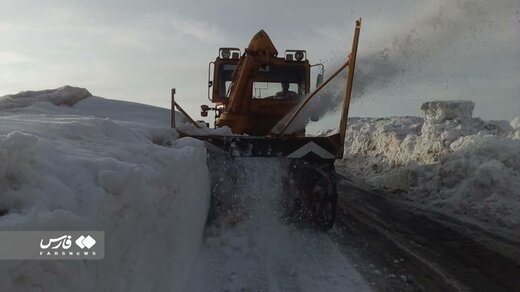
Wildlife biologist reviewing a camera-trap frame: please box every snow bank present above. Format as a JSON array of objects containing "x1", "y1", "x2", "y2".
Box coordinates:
[
  {"x1": 510, "y1": 117, "x2": 520, "y2": 129},
  {"x1": 337, "y1": 100, "x2": 520, "y2": 232},
  {"x1": 0, "y1": 86, "x2": 92, "y2": 110},
  {"x1": 0, "y1": 87, "x2": 211, "y2": 291},
  {"x1": 510, "y1": 117, "x2": 520, "y2": 140},
  {"x1": 414, "y1": 135, "x2": 520, "y2": 229}
]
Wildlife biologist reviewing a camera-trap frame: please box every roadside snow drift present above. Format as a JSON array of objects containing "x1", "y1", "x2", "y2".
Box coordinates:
[
  {"x1": 0, "y1": 87, "x2": 211, "y2": 291},
  {"x1": 337, "y1": 100, "x2": 520, "y2": 233}
]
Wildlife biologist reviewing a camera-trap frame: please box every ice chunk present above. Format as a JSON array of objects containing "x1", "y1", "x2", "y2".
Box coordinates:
[{"x1": 420, "y1": 100, "x2": 475, "y2": 124}]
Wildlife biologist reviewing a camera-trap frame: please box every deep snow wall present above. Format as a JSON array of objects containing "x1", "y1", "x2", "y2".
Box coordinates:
[
  {"x1": 0, "y1": 87, "x2": 211, "y2": 291},
  {"x1": 337, "y1": 100, "x2": 520, "y2": 233}
]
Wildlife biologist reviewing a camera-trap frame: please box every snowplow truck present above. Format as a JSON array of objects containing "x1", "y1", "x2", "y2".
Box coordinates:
[{"x1": 171, "y1": 19, "x2": 361, "y2": 229}]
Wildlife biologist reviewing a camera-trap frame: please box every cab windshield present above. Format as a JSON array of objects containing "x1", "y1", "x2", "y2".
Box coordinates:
[
  {"x1": 217, "y1": 63, "x2": 306, "y2": 99},
  {"x1": 252, "y1": 82, "x2": 300, "y2": 99},
  {"x1": 252, "y1": 65, "x2": 305, "y2": 99}
]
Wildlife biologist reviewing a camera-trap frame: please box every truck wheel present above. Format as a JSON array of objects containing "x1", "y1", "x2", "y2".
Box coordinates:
[{"x1": 313, "y1": 173, "x2": 337, "y2": 230}]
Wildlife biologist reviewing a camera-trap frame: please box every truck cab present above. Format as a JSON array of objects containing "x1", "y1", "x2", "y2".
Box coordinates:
[{"x1": 204, "y1": 43, "x2": 313, "y2": 135}]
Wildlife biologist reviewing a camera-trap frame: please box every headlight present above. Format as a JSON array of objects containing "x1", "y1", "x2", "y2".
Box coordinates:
[
  {"x1": 221, "y1": 49, "x2": 231, "y2": 59},
  {"x1": 294, "y1": 51, "x2": 304, "y2": 61}
]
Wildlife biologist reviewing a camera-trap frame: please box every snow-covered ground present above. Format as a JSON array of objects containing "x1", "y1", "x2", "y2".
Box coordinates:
[
  {"x1": 0, "y1": 86, "x2": 210, "y2": 291},
  {"x1": 336, "y1": 100, "x2": 520, "y2": 235},
  {"x1": 185, "y1": 158, "x2": 368, "y2": 291}
]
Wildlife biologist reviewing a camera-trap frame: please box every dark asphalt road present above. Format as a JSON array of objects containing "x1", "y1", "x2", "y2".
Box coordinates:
[{"x1": 331, "y1": 177, "x2": 520, "y2": 292}]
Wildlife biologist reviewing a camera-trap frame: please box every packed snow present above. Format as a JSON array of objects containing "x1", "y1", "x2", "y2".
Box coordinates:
[
  {"x1": 0, "y1": 86, "x2": 210, "y2": 291},
  {"x1": 336, "y1": 100, "x2": 520, "y2": 234}
]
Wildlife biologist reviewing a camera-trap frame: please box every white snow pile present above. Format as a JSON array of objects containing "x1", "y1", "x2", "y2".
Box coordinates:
[
  {"x1": 337, "y1": 100, "x2": 520, "y2": 232},
  {"x1": 0, "y1": 85, "x2": 92, "y2": 110},
  {"x1": 0, "y1": 86, "x2": 211, "y2": 291}
]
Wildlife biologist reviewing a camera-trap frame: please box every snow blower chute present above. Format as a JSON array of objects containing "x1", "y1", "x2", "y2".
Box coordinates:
[{"x1": 170, "y1": 19, "x2": 361, "y2": 229}]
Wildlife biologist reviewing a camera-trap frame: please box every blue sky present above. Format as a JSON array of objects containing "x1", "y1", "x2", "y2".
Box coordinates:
[{"x1": 1, "y1": 0, "x2": 519, "y2": 121}]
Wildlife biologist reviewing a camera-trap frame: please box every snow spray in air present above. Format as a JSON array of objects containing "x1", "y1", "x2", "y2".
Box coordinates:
[
  {"x1": 275, "y1": 0, "x2": 514, "y2": 134},
  {"x1": 353, "y1": 0, "x2": 511, "y2": 96}
]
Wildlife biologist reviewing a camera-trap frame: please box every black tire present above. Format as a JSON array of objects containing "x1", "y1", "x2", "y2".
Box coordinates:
[{"x1": 313, "y1": 173, "x2": 337, "y2": 230}]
